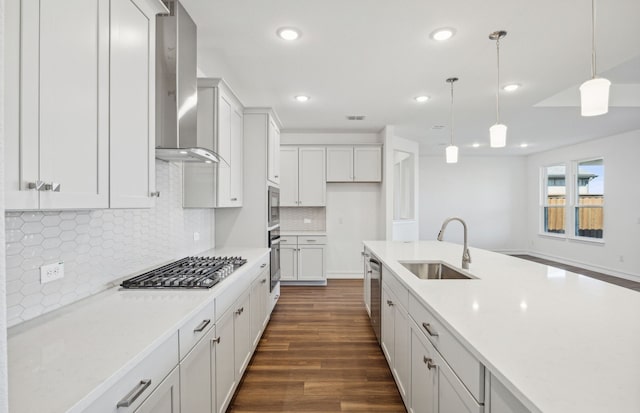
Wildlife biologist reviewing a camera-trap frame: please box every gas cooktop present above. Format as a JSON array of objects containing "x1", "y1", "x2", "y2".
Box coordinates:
[{"x1": 120, "y1": 256, "x2": 247, "y2": 289}]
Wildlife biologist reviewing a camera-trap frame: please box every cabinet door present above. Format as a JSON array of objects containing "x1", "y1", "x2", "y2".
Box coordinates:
[
  {"x1": 280, "y1": 246, "x2": 298, "y2": 280},
  {"x1": 326, "y1": 146, "x2": 354, "y2": 182},
  {"x1": 267, "y1": 118, "x2": 280, "y2": 184},
  {"x1": 214, "y1": 308, "x2": 236, "y2": 413},
  {"x1": 279, "y1": 147, "x2": 299, "y2": 207},
  {"x1": 180, "y1": 327, "x2": 215, "y2": 413},
  {"x1": 354, "y1": 146, "x2": 382, "y2": 182},
  {"x1": 298, "y1": 246, "x2": 325, "y2": 281},
  {"x1": 110, "y1": 0, "x2": 155, "y2": 208},
  {"x1": 250, "y1": 270, "x2": 269, "y2": 348},
  {"x1": 229, "y1": 105, "x2": 244, "y2": 206},
  {"x1": 298, "y1": 147, "x2": 326, "y2": 206},
  {"x1": 216, "y1": 92, "x2": 233, "y2": 207},
  {"x1": 410, "y1": 329, "x2": 438, "y2": 413},
  {"x1": 234, "y1": 292, "x2": 252, "y2": 378},
  {"x1": 394, "y1": 303, "x2": 411, "y2": 405},
  {"x1": 135, "y1": 367, "x2": 180, "y2": 413},
  {"x1": 489, "y1": 374, "x2": 529, "y2": 413},
  {"x1": 381, "y1": 287, "x2": 395, "y2": 365},
  {"x1": 4, "y1": 0, "x2": 38, "y2": 209},
  {"x1": 37, "y1": 0, "x2": 109, "y2": 209}
]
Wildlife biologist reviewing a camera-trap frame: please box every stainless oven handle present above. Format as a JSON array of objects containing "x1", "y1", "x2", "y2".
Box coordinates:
[{"x1": 271, "y1": 238, "x2": 281, "y2": 245}]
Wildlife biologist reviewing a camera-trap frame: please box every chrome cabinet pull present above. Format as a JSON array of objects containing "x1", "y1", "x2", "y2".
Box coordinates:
[
  {"x1": 150, "y1": 191, "x2": 160, "y2": 197},
  {"x1": 27, "y1": 181, "x2": 45, "y2": 191},
  {"x1": 260, "y1": 263, "x2": 267, "y2": 268},
  {"x1": 43, "y1": 182, "x2": 61, "y2": 192},
  {"x1": 235, "y1": 307, "x2": 244, "y2": 315},
  {"x1": 261, "y1": 278, "x2": 267, "y2": 284},
  {"x1": 117, "y1": 379, "x2": 152, "y2": 408},
  {"x1": 193, "y1": 319, "x2": 211, "y2": 333},
  {"x1": 422, "y1": 322, "x2": 439, "y2": 337},
  {"x1": 230, "y1": 197, "x2": 238, "y2": 201},
  {"x1": 306, "y1": 239, "x2": 317, "y2": 242},
  {"x1": 425, "y1": 357, "x2": 436, "y2": 370},
  {"x1": 386, "y1": 300, "x2": 394, "y2": 306},
  {"x1": 212, "y1": 337, "x2": 221, "y2": 344}
]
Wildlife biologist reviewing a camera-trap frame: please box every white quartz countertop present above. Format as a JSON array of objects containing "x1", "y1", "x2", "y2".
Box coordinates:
[
  {"x1": 8, "y1": 247, "x2": 270, "y2": 413},
  {"x1": 363, "y1": 240, "x2": 640, "y2": 413}
]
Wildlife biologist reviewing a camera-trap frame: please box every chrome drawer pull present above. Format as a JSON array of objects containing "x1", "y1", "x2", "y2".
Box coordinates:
[
  {"x1": 261, "y1": 278, "x2": 267, "y2": 284},
  {"x1": 260, "y1": 263, "x2": 267, "y2": 268},
  {"x1": 386, "y1": 300, "x2": 394, "y2": 306},
  {"x1": 422, "y1": 322, "x2": 439, "y2": 337},
  {"x1": 235, "y1": 307, "x2": 244, "y2": 315},
  {"x1": 306, "y1": 239, "x2": 317, "y2": 242},
  {"x1": 193, "y1": 319, "x2": 211, "y2": 333},
  {"x1": 149, "y1": 191, "x2": 160, "y2": 197},
  {"x1": 117, "y1": 379, "x2": 152, "y2": 407},
  {"x1": 212, "y1": 337, "x2": 221, "y2": 344}
]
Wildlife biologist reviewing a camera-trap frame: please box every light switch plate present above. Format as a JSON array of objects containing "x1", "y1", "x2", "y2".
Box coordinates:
[
  {"x1": 40, "y1": 262, "x2": 64, "y2": 284},
  {"x1": 303, "y1": 219, "x2": 312, "y2": 224},
  {"x1": 193, "y1": 232, "x2": 200, "y2": 241}
]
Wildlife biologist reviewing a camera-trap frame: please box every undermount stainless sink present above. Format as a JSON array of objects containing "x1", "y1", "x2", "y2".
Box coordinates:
[{"x1": 400, "y1": 261, "x2": 474, "y2": 280}]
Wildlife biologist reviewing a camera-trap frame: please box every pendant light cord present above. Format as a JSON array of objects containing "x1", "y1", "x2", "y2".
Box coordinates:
[
  {"x1": 495, "y1": 37, "x2": 501, "y2": 124},
  {"x1": 591, "y1": 0, "x2": 596, "y2": 78},
  {"x1": 450, "y1": 81, "x2": 455, "y2": 146}
]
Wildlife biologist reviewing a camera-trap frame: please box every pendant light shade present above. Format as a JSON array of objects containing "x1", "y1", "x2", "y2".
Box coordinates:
[
  {"x1": 580, "y1": 0, "x2": 610, "y2": 117},
  {"x1": 445, "y1": 77, "x2": 459, "y2": 164},
  {"x1": 446, "y1": 145, "x2": 459, "y2": 163},
  {"x1": 490, "y1": 123, "x2": 507, "y2": 148},
  {"x1": 489, "y1": 30, "x2": 507, "y2": 148}
]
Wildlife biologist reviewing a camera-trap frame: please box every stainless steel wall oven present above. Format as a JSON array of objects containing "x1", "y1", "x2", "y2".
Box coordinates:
[{"x1": 268, "y1": 227, "x2": 281, "y2": 291}]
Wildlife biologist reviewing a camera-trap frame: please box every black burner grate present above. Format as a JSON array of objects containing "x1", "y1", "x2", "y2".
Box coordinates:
[{"x1": 120, "y1": 256, "x2": 247, "y2": 289}]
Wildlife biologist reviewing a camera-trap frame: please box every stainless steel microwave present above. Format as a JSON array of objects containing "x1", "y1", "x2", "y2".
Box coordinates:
[{"x1": 268, "y1": 186, "x2": 279, "y2": 228}]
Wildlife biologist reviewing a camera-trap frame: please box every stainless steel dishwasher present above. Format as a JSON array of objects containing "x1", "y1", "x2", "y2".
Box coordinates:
[{"x1": 369, "y1": 257, "x2": 382, "y2": 344}]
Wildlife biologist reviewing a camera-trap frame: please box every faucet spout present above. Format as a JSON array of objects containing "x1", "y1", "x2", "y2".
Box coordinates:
[{"x1": 436, "y1": 217, "x2": 471, "y2": 270}]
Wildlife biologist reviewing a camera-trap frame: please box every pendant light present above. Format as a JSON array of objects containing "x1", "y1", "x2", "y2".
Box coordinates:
[
  {"x1": 580, "y1": 0, "x2": 610, "y2": 116},
  {"x1": 489, "y1": 30, "x2": 507, "y2": 148},
  {"x1": 445, "y1": 77, "x2": 459, "y2": 164}
]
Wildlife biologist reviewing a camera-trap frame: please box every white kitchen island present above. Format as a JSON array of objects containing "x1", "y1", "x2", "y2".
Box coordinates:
[{"x1": 364, "y1": 240, "x2": 640, "y2": 413}]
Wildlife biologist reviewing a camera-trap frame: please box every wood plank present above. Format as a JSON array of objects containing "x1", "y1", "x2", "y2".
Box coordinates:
[{"x1": 228, "y1": 280, "x2": 406, "y2": 412}]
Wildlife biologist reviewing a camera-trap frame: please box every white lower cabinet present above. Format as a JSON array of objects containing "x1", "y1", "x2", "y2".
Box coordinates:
[
  {"x1": 487, "y1": 374, "x2": 529, "y2": 413},
  {"x1": 250, "y1": 267, "x2": 270, "y2": 348},
  {"x1": 214, "y1": 305, "x2": 237, "y2": 413},
  {"x1": 179, "y1": 326, "x2": 216, "y2": 413},
  {"x1": 280, "y1": 236, "x2": 326, "y2": 282},
  {"x1": 135, "y1": 366, "x2": 180, "y2": 413},
  {"x1": 233, "y1": 292, "x2": 252, "y2": 378},
  {"x1": 381, "y1": 285, "x2": 410, "y2": 406}
]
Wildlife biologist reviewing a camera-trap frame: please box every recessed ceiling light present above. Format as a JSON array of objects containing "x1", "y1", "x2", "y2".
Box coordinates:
[
  {"x1": 503, "y1": 83, "x2": 521, "y2": 92},
  {"x1": 179, "y1": 150, "x2": 188, "y2": 154},
  {"x1": 295, "y1": 95, "x2": 310, "y2": 102},
  {"x1": 276, "y1": 27, "x2": 301, "y2": 41},
  {"x1": 472, "y1": 143, "x2": 480, "y2": 148},
  {"x1": 414, "y1": 96, "x2": 430, "y2": 103},
  {"x1": 430, "y1": 28, "x2": 456, "y2": 41},
  {"x1": 520, "y1": 143, "x2": 529, "y2": 148}
]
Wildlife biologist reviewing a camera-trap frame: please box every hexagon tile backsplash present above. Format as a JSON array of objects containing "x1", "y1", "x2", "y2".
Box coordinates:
[{"x1": 4, "y1": 161, "x2": 214, "y2": 327}]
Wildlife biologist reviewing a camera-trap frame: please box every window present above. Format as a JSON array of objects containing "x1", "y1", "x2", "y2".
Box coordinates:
[
  {"x1": 542, "y1": 165, "x2": 566, "y2": 234},
  {"x1": 540, "y1": 158, "x2": 604, "y2": 241},
  {"x1": 575, "y1": 159, "x2": 604, "y2": 239}
]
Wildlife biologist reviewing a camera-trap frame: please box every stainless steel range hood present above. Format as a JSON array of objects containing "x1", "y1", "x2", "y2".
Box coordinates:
[{"x1": 155, "y1": 0, "x2": 224, "y2": 164}]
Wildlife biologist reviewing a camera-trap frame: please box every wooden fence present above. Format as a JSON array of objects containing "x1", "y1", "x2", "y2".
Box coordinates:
[{"x1": 545, "y1": 196, "x2": 603, "y2": 237}]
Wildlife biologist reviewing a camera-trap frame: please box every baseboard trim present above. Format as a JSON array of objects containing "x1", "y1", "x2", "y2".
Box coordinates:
[
  {"x1": 525, "y1": 251, "x2": 640, "y2": 282},
  {"x1": 327, "y1": 271, "x2": 363, "y2": 280},
  {"x1": 280, "y1": 280, "x2": 328, "y2": 286}
]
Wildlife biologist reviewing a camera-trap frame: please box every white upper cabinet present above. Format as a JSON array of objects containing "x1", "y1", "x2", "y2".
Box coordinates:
[
  {"x1": 326, "y1": 145, "x2": 382, "y2": 183},
  {"x1": 4, "y1": 0, "x2": 166, "y2": 210},
  {"x1": 110, "y1": 0, "x2": 160, "y2": 208},
  {"x1": 183, "y1": 79, "x2": 243, "y2": 208},
  {"x1": 267, "y1": 118, "x2": 281, "y2": 185},
  {"x1": 280, "y1": 146, "x2": 326, "y2": 207}
]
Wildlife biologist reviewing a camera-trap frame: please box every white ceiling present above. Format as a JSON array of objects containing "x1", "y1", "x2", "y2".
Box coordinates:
[{"x1": 181, "y1": 0, "x2": 640, "y2": 155}]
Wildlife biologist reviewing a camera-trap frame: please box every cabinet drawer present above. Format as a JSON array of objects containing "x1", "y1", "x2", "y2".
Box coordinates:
[
  {"x1": 382, "y1": 266, "x2": 408, "y2": 310},
  {"x1": 280, "y1": 236, "x2": 297, "y2": 245},
  {"x1": 409, "y1": 294, "x2": 484, "y2": 403},
  {"x1": 87, "y1": 332, "x2": 179, "y2": 413},
  {"x1": 298, "y1": 235, "x2": 326, "y2": 245},
  {"x1": 179, "y1": 300, "x2": 215, "y2": 360}
]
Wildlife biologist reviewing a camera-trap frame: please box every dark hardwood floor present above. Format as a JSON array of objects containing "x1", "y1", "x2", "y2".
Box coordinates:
[
  {"x1": 228, "y1": 280, "x2": 406, "y2": 413},
  {"x1": 513, "y1": 255, "x2": 640, "y2": 292}
]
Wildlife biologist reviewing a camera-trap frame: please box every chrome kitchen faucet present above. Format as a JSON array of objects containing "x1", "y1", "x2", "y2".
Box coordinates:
[{"x1": 437, "y1": 217, "x2": 471, "y2": 270}]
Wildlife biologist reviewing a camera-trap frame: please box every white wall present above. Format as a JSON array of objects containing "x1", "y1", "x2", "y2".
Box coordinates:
[
  {"x1": 526, "y1": 129, "x2": 640, "y2": 279},
  {"x1": 326, "y1": 183, "x2": 381, "y2": 277},
  {"x1": 419, "y1": 155, "x2": 528, "y2": 252},
  {"x1": 280, "y1": 131, "x2": 380, "y2": 145},
  {"x1": 390, "y1": 135, "x2": 420, "y2": 241}
]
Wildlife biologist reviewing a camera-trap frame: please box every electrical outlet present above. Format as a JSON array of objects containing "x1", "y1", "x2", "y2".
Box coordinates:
[
  {"x1": 193, "y1": 232, "x2": 200, "y2": 241},
  {"x1": 40, "y1": 261, "x2": 64, "y2": 284},
  {"x1": 619, "y1": 255, "x2": 625, "y2": 263},
  {"x1": 303, "y1": 218, "x2": 311, "y2": 224}
]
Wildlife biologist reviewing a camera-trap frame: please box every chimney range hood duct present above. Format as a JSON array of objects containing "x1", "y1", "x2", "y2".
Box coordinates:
[{"x1": 155, "y1": 0, "x2": 225, "y2": 164}]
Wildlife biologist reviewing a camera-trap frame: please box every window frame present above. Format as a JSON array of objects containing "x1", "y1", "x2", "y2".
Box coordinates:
[
  {"x1": 540, "y1": 163, "x2": 567, "y2": 237},
  {"x1": 572, "y1": 157, "x2": 605, "y2": 243}
]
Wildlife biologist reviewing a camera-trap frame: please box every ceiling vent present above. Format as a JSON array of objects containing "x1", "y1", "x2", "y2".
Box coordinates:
[{"x1": 346, "y1": 115, "x2": 366, "y2": 121}]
